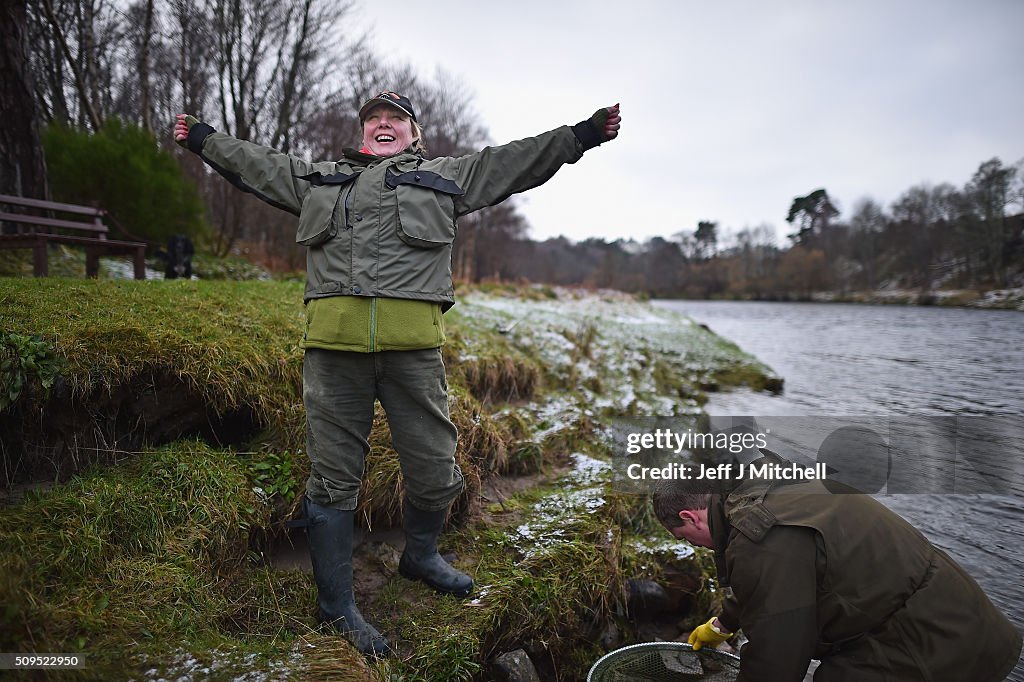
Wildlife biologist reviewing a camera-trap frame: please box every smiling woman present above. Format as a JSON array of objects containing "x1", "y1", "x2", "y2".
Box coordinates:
[
  {"x1": 172, "y1": 91, "x2": 621, "y2": 658},
  {"x1": 358, "y1": 91, "x2": 422, "y2": 156}
]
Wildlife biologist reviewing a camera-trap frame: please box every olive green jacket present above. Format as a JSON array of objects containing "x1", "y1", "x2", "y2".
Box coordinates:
[
  {"x1": 186, "y1": 124, "x2": 586, "y2": 310},
  {"x1": 712, "y1": 456, "x2": 1022, "y2": 681}
]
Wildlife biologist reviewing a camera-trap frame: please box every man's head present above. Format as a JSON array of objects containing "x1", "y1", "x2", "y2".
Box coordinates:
[
  {"x1": 652, "y1": 479, "x2": 714, "y2": 548},
  {"x1": 358, "y1": 91, "x2": 424, "y2": 156}
]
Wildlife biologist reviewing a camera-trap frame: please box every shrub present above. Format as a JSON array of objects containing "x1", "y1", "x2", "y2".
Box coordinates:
[{"x1": 42, "y1": 119, "x2": 208, "y2": 246}]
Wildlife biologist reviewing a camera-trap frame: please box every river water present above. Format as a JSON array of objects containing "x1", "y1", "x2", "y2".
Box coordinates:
[{"x1": 654, "y1": 300, "x2": 1024, "y2": 679}]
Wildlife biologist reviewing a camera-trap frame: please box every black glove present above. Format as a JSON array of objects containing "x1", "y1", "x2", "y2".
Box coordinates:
[
  {"x1": 573, "y1": 108, "x2": 602, "y2": 150},
  {"x1": 572, "y1": 107, "x2": 616, "y2": 151},
  {"x1": 177, "y1": 115, "x2": 215, "y2": 154}
]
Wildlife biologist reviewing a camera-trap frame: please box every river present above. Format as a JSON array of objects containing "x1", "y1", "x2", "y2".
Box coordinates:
[{"x1": 653, "y1": 300, "x2": 1024, "y2": 679}]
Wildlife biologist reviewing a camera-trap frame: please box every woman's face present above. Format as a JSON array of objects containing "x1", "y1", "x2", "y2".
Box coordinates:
[{"x1": 361, "y1": 104, "x2": 415, "y2": 156}]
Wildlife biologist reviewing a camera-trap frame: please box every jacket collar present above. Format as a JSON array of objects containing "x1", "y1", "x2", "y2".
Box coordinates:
[
  {"x1": 708, "y1": 493, "x2": 732, "y2": 582},
  {"x1": 342, "y1": 147, "x2": 422, "y2": 166},
  {"x1": 341, "y1": 147, "x2": 379, "y2": 166}
]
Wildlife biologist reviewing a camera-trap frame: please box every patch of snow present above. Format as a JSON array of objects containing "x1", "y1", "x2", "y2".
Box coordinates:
[
  {"x1": 612, "y1": 312, "x2": 672, "y2": 325},
  {"x1": 633, "y1": 538, "x2": 697, "y2": 562},
  {"x1": 100, "y1": 258, "x2": 163, "y2": 280},
  {"x1": 569, "y1": 452, "x2": 612, "y2": 486}
]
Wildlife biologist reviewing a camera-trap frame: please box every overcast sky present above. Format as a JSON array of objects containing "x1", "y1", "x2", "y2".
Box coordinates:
[{"x1": 356, "y1": 0, "x2": 1023, "y2": 245}]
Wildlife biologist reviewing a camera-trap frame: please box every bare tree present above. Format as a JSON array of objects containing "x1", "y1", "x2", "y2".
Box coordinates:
[
  {"x1": 28, "y1": 0, "x2": 130, "y2": 130},
  {"x1": 887, "y1": 183, "x2": 963, "y2": 289},
  {"x1": 37, "y1": 0, "x2": 104, "y2": 129},
  {"x1": 267, "y1": 0, "x2": 351, "y2": 152},
  {"x1": 296, "y1": 41, "x2": 376, "y2": 160},
  {"x1": 965, "y1": 158, "x2": 1017, "y2": 286},
  {"x1": 133, "y1": 0, "x2": 155, "y2": 131},
  {"x1": 213, "y1": 0, "x2": 277, "y2": 139},
  {"x1": 19, "y1": 0, "x2": 524, "y2": 272},
  {"x1": 1, "y1": 0, "x2": 49, "y2": 200},
  {"x1": 211, "y1": 0, "x2": 349, "y2": 147},
  {"x1": 727, "y1": 224, "x2": 779, "y2": 297},
  {"x1": 168, "y1": 0, "x2": 213, "y2": 117},
  {"x1": 776, "y1": 246, "x2": 828, "y2": 299},
  {"x1": 196, "y1": 0, "x2": 355, "y2": 254},
  {"x1": 412, "y1": 66, "x2": 489, "y2": 157},
  {"x1": 847, "y1": 198, "x2": 887, "y2": 289}
]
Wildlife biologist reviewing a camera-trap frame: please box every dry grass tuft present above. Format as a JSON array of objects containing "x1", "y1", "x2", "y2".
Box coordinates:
[
  {"x1": 454, "y1": 353, "x2": 542, "y2": 405},
  {"x1": 293, "y1": 632, "x2": 375, "y2": 681},
  {"x1": 356, "y1": 390, "x2": 515, "y2": 529}
]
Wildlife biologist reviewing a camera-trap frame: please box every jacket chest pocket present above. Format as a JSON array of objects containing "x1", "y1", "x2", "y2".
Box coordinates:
[
  {"x1": 294, "y1": 170, "x2": 358, "y2": 247},
  {"x1": 387, "y1": 169, "x2": 465, "y2": 249}
]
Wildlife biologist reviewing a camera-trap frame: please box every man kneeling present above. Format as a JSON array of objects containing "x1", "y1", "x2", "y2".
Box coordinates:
[{"x1": 652, "y1": 451, "x2": 1021, "y2": 681}]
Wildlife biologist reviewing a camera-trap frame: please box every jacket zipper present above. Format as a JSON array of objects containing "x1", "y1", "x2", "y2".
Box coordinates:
[
  {"x1": 344, "y1": 188, "x2": 355, "y2": 294},
  {"x1": 369, "y1": 297, "x2": 377, "y2": 352}
]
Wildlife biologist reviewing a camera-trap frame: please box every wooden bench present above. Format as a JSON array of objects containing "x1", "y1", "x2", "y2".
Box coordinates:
[{"x1": 0, "y1": 194, "x2": 147, "y2": 279}]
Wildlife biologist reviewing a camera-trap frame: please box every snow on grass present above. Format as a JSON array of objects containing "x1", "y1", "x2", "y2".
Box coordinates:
[
  {"x1": 632, "y1": 537, "x2": 698, "y2": 564},
  {"x1": 507, "y1": 452, "x2": 613, "y2": 560},
  {"x1": 133, "y1": 648, "x2": 304, "y2": 682},
  {"x1": 452, "y1": 288, "x2": 775, "y2": 586},
  {"x1": 568, "y1": 452, "x2": 613, "y2": 486},
  {"x1": 457, "y1": 289, "x2": 757, "y2": 419}
]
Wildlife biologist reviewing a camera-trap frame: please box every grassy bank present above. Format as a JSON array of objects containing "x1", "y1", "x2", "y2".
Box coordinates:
[{"x1": 0, "y1": 278, "x2": 778, "y2": 680}]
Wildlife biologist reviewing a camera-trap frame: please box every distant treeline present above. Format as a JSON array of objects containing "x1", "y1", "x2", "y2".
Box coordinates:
[
  {"x1": 480, "y1": 161, "x2": 1024, "y2": 298},
  {"x1": 3, "y1": 0, "x2": 1021, "y2": 297}
]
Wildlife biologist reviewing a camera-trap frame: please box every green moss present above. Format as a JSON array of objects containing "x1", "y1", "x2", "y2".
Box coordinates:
[{"x1": 0, "y1": 278, "x2": 304, "y2": 422}]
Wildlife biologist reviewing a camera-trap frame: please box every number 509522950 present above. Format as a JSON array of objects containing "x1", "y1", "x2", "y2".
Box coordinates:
[{"x1": 0, "y1": 654, "x2": 85, "y2": 669}]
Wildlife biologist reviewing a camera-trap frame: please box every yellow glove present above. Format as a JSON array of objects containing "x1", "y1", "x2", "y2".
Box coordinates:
[{"x1": 688, "y1": 617, "x2": 732, "y2": 651}]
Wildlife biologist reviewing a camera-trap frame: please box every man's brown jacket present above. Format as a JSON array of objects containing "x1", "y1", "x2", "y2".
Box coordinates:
[{"x1": 712, "y1": 458, "x2": 1021, "y2": 681}]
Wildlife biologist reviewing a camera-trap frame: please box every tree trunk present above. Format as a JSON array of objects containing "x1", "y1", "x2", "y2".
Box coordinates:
[
  {"x1": 138, "y1": 0, "x2": 155, "y2": 132},
  {"x1": 0, "y1": 0, "x2": 48, "y2": 200}
]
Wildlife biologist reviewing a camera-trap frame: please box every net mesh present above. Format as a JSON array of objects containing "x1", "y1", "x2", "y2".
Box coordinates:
[{"x1": 587, "y1": 643, "x2": 740, "y2": 682}]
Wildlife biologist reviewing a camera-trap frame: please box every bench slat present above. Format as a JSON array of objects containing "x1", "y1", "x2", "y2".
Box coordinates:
[
  {"x1": 0, "y1": 193, "x2": 105, "y2": 217},
  {"x1": 0, "y1": 233, "x2": 145, "y2": 250},
  {"x1": 0, "y1": 211, "x2": 109, "y2": 234},
  {"x1": 0, "y1": 195, "x2": 147, "y2": 280}
]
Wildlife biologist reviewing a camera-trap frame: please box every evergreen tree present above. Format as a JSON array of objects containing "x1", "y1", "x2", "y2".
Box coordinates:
[{"x1": 42, "y1": 119, "x2": 208, "y2": 246}]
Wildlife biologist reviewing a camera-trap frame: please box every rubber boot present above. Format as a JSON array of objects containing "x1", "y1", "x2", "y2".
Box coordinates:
[
  {"x1": 304, "y1": 496, "x2": 392, "y2": 657},
  {"x1": 398, "y1": 499, "x2": 474, "y2": 598}
]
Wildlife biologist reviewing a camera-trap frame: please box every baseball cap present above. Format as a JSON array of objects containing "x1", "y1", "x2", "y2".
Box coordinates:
[{"x1": 358, "y1": 91, "x2": 417, "y2": 122}]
